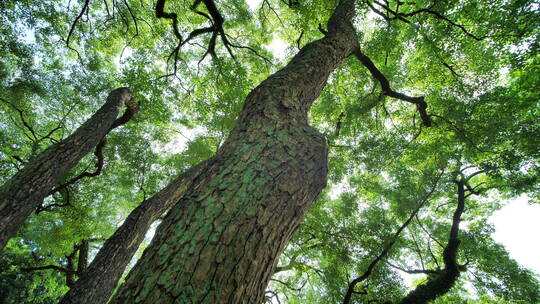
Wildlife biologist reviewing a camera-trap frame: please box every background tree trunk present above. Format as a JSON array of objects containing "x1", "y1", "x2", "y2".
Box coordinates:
[
  {"x1": 110, "y1": 1, "x2": 358, "y2": 303},
  {"x1": 0, "y1": 88, "x2": 136, "y2": 251},
  {"x1": 397, "y1": 181, "x2": 466, "y2": 304},
  {"x1": 59, "y1": 160, "x2": 210, "y2": 304}
]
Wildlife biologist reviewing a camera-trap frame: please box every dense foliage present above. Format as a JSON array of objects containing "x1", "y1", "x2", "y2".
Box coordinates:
[{"x1": 0, "y1": 0, "x2": 538, "y2": 303}]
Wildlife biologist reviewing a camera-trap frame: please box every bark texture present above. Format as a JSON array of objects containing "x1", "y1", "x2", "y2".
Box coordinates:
[
  {"x1": 59, "y1": 160, "x2": 211, "y2": 304},
  {"x1": 111, "y1": 1, "x2": 358, "y2": 303},
  {"x1": 0, "y1": 88, "x2": 136, "y2": 251}
]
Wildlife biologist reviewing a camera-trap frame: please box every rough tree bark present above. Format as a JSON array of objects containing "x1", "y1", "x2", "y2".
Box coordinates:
[
  {"x1": 59, "y1": 159, "x2": 211, "y2": 304},
  {"x1": 0, "y1": 88, "x2": 137, "y2": 251},
  {"x1": 110, "y1": 0, "x2": 358, "y2": 302}
]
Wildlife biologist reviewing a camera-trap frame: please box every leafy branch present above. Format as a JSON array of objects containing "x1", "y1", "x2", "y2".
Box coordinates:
[
  {"x1": 0, "y1": 97, "x2": 63, "y2": 145},
  {"x1": 66, "y1": 0, "x2": 92, "y2": 49},
  {"x1": 21, "y1": 239, "x2": 95, "y2": 287},
  {"x1": 394, "y1": 179, "x2": 469, "y2": 304}
]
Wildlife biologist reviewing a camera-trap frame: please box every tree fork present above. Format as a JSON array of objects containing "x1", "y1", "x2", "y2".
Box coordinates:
[
  {"x1": 0, "y1": 88, "x2": 138, "y2": 251},
  {"x1": 110, "y1": 0, "x2": 358, "y2": 302},
  {"x1": 59, "y1": 159, "x2": 211, "y2": 304}
]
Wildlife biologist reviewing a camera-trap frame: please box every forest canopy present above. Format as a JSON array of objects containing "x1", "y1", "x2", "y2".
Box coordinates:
[{"x1": 0, "y1": 0, "x2": 539, "y2": 303}]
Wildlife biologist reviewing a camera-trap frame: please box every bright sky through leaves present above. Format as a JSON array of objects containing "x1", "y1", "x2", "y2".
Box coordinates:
[{"x1": 490, "y1": 196, "x2": 540, "y2": 274}]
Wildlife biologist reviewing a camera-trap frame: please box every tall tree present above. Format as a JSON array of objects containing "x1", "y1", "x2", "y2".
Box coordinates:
[
  {"x1": 110, "y1": 0, "x2": 358, "y2": 301},
  {"x1": 0, "y1": 0, "x2": 538, "y2": 303},
  {"x1": 0, "y1": 88, "x2": 138, "y2": 251}
]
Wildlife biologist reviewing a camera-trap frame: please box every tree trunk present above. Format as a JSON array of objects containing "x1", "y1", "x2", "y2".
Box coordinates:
[
  {"x1": 0, "y1": 88, "x2": 136, "y2": 251},
  {"x1": 110, "y1": 1, "x2": 358, "y2": 303},
  {"x1": 397, "y1": 181, "x2": 466, "y2": 304},
  {"x1": 76, "y1": 239, "x2": 89, "y2": 276},
  {"x1": 59, "y1": 160, "x2": 211, "y2": 304}
]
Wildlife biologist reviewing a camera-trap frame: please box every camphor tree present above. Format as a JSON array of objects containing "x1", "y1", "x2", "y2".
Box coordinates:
[
  {"x1": 0, "y1": 87, "x2": 139, "y2": 251},
  {"x1": 0, "y1": 0, "x2": 539, "y2": 303}
]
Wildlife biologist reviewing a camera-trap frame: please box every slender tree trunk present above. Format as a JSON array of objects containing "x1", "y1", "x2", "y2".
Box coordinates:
[
  {"x1": 66, "y1": 245, "x2": 78, "y2": 288},
  {"x1": 76, "y1": 239, "x2": 89, "y2": 276},
  {"x1": 341, "y1": 176, "x2": 443, "y2": 304},
  {"x1": 0, "y1": 88, "x2": 136, "y2": 251},
  {"x1": 397, "y1": 182, "x2": 466, "y2": 304},
  {"x1": 58, "y1": 159, "x2": 211, "y2": 304},
  {"x1": 111, "y1": 1, "x2": 358, "y2": 303}
]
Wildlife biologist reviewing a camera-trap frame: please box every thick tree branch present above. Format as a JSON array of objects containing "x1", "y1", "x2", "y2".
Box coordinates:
[
  {"x1": 76, "y1": 239, "x2": 89, "y2": 275},
  {"x1": 156, "y1": 0, "x2": 270, "y2": 76},
  {"x1": 108, "y1": 97, "x2": 140, "y2": 130},
  {"x1": 352, "y1": 48, "x2": 432, "y2": 127},
  {"x1": 59, "y1": 159, "x2": 212, "y2": 304},
  {"x1": 0, "y1": 88, "x2": 136, "y2": 251},
  {"x1": 155, "y1": 0, "x2": 184, "y2": 75},
  {"x1": 48, "y1": 97, "x2": 139, "y2": 196},
  {"x1": 155, "y1": 0, "x2": 183, "y2": 41}
]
